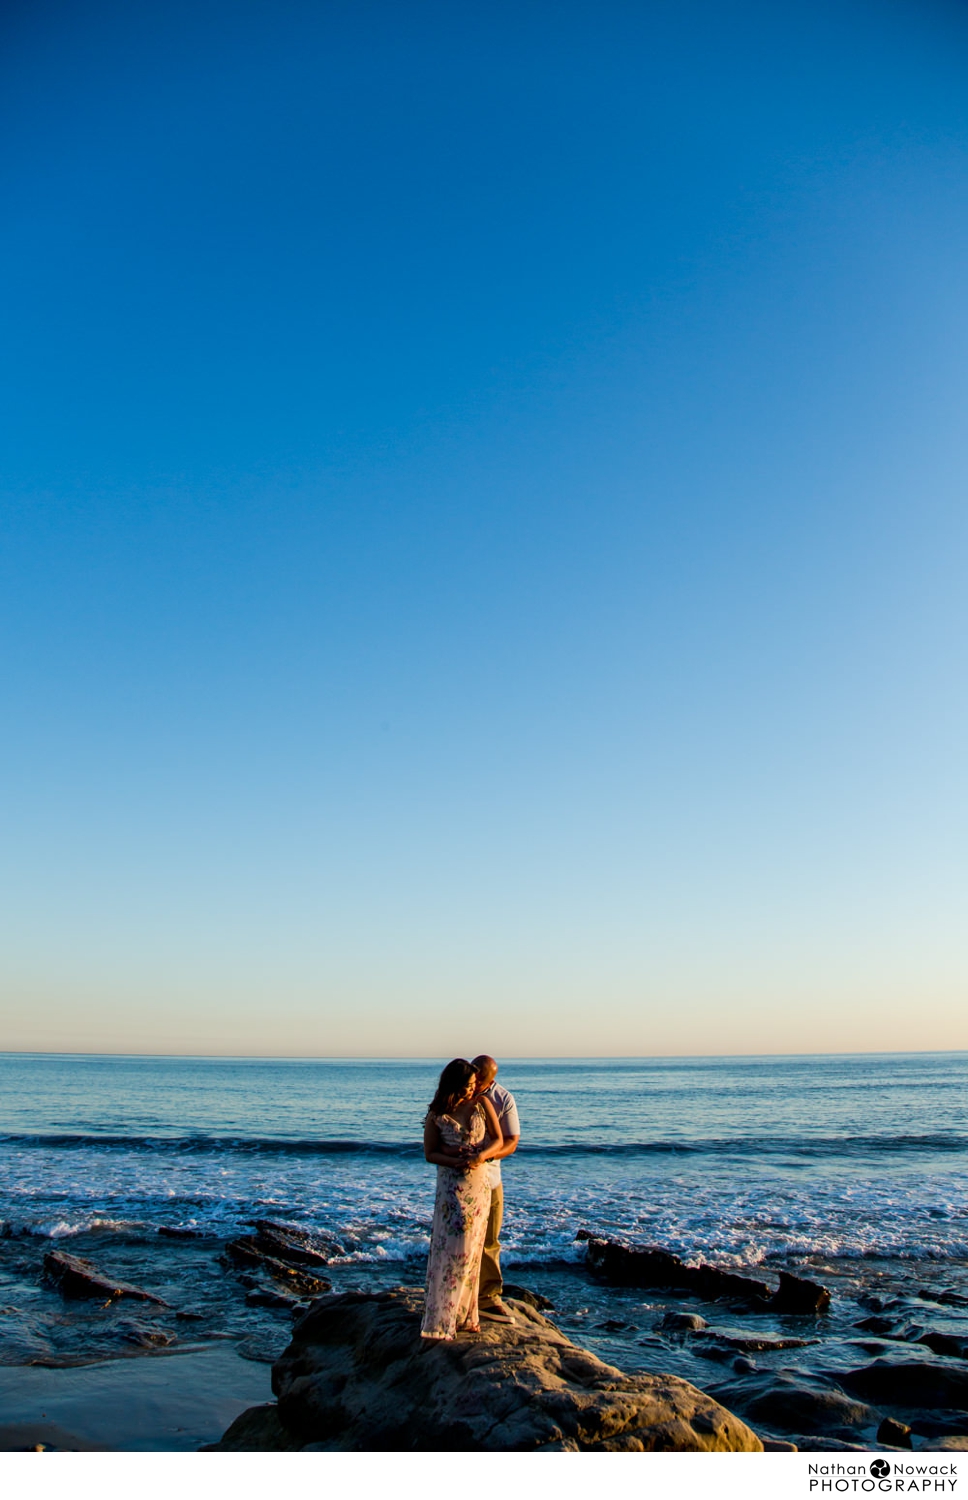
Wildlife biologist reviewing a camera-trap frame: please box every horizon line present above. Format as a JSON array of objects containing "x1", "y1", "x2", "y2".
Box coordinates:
[{"x1": 1, "y1": 1047, "x2": 965, "y2": 1063}]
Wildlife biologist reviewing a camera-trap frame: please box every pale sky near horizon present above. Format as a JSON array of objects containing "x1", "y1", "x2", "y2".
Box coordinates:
[{"x1": 1, "y1": 0, "x2": 967, "y2": 1058}]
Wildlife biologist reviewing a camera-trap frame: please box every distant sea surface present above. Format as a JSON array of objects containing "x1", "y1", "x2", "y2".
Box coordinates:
[{"x1": 2, "y1": 1051, "x2": 966, "y2": 1267}]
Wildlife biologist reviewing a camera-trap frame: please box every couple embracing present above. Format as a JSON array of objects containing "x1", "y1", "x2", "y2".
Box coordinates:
[{"x1": 420, "y1": 1054, "x2": 520, "y2": 1341}]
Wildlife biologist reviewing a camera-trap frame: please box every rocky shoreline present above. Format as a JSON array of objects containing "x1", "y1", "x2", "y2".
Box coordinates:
[{"x1": 2, "y1": 1219, "x2": 968, "y2": 1451}]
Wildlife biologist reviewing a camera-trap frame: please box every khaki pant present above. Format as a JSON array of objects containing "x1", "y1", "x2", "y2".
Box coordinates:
[{"x1": 478, "y1": 1183, "x2": 504, "y2": 1307}]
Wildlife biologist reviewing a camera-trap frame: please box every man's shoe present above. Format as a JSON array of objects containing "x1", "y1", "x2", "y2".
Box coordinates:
[{"x1": 479, "y1": 1299, "x2": 515, "y2": 1324}]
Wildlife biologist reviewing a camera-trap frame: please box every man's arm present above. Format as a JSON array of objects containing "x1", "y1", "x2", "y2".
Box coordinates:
[{"x1": 490, "y1": 1131, "x2": 519, "y2": 1162}]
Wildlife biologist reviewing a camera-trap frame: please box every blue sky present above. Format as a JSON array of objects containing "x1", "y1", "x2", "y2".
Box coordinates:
[{"x1": 1, "y1": 0, "x2": 966, "y2": 1054}]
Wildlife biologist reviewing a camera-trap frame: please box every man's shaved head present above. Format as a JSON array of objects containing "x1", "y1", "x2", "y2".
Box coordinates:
[{"x1": 471, "y1": 1055, "x2": 498, "y2": 1085}]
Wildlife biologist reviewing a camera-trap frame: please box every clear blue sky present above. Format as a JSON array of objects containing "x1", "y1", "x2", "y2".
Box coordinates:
[{"x1": 1, "y1": 0, "x2": 966, "y2": 1055}]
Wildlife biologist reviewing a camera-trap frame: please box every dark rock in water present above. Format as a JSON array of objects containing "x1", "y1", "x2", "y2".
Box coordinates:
[
  {"x1": 910, "y1": 1415, "x2": 968, "y2": 1440},
  {"x1": 210, "y1": 1287, "x2": 763, "y2": 1451},
  {"x1": 503, "y1": 1284, "x2": 555, "y2": 1311},
  {"x1": 733, "y1": 1357, "x2": 756, "y2": 1374},
  {"x1": 918, "y1": 1331, "x2": 968, "y2": 1359},
  {"x1": 770, "y1": 1272, "x2": 831, "y2": 1315},
  {"x1": 661, "y1": 1312, "x2": 708, "y2": 1333},
  {"x1": 597, "y1": 1318, "x2": 629, "y2": 1332},
  {"x1": 581, "y1": 1238, "x2": 829, "y2": 1314},
  {"x1": 918, "y1": 1288, "x2": 968, "y2": 1309},
  {"x1": 157, "y1": 1226, "x2": 204, "y2": 1240},
  {"x1": 42, "y1": 1251, "x2": 168, "y2": 1306},
  {"x1": 877, "y1": 1417, "x2": 913, "y2": 1449},
  {"x1": 175, "y1": 1308, "x2": 205, "y2": 1321},
  {"x1": 842, "y1": 1359, "x2": 968, "y2": 1409},
  {"x1": 245, "y1": 1288, "x2": 300, "y2": 1310},
  {"x1": 583, "y1": 1238, "x2": 772, "y2": 1303},
  {"x1": 224, "y1": 1238, "x2": 332, "y2": 1298},
  {"x1": 795, "y1": 1436, "x2": 873, "y2": 1452},
  {"x1": 251, "y1": 1220, "x2": 342, "y2": 1266},
  {"x1": 731, "y1": 1375, "x2": 873, "y2": 1436},
  {"x1": 855, "y1": 1315, "x2": 897, "y2": 1335},
  {"x1": 118, "y1": 1320, "x2": 177, "y2": 1348},
  {"x1": 706, "y1": 1333, "x2": 816, "y2": 1353}
]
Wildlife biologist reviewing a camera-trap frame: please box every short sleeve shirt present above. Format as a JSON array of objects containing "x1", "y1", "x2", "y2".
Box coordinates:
[{"x1": 482, "y1": 1081, "x2": 520, "y2": 1188}]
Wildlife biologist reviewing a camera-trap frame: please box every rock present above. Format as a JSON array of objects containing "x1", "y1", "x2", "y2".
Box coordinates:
[
  {"x1": 157, "y1": 1226, "x2": 204, "y2": 1240},
  {"x1": 117, "y1": 1321, "x2": 177, "y2": 1348},
  {"x1": 918, "y1": 1331, "x2": 968, "y2": 1359},
  {"x1": 245, "y1": 1288, "x2": 300, "y2": 1310},
  {"x1": 855, "y1": 1316, "x2": 897, "y2": 1335},
  {"x1": 733, "y1": 1357, "x2": 756, "y2": 1374},
  {"x1": 795, "y1": 1436, "x2": 873, "y2": 1452},
  {"x1": 917, "y1": 1289, "x2": 968, "y2": 1309},
  {"x1": 212, "y1": 1287, "x2": 763, "y2": 1451},
  {"x1": 202, "y1": 1404, "x2": 301, "y2": 1452},
  {"x1": 42, "y1": 1251, "x2": 168, "y2": 1306},
  {"x1": 735, "y1": 1376, "x2": 873, "y2": 1436},
  {"x1": 935, "y1": 1437, "x2": 968, "y2": 1451},
  {"x1": 583, "y1": 1238, "x2": 771, "y2": 1302},
  {"x1": 769, "y1": 1272, "x2": 831, "y2": 1315},
  {"x1": 876, "y1": 1417, "x2": 913, "y2": 1449},
  {"x1": 251, "y1": 1221, "x2": 342, "y2": 1266},
  {"x1": 707, "y1": 1333, "x2": 816, "y2": 1353},
  {"x1": 503, "y1": 1284, "x2": 555, "y2": 1311},
  {"x1": 842, "y1": 1359, "x2": 968, "y2": 1409},
  {"x1": 762, "y1": 1438, "x2": 798, "y2": 1451},
  {"x1": 661, "y1": 1312, "x2": 708, "y2": 1332},
  {"x1": 224, "y1": 1238, "x2": 332, "y2": 1298},
  {"x1": 582, "y1": 1238, "x2": 830, "y2": 1313}
]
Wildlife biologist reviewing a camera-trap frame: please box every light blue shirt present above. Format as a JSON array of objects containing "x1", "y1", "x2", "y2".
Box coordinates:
[{"x1": 481, "y1": 1081, "x2": 520, "y2": 1188}]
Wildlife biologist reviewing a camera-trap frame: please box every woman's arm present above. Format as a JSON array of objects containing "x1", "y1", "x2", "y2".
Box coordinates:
[
  {"x1": 469, "y1": 1095, "x2": 504, "y2": 1162},
  {"x1": 423, "y1": 1114, "x2": 466, "y2": 1167}
]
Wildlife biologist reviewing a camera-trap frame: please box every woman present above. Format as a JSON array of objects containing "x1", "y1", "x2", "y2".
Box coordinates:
[{"x1": 421, "y1": 1058, "x2": 503, "y2": 1340}]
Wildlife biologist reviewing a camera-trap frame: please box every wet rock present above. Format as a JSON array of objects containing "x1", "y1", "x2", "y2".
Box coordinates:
[
  {"x1": 245, "y1": 1288, "x2": 300, "y2": 1310},
  {"x1": 909, "y1": 1414, "x2": 968, "y2": 1440},
  {"x1": 582, "y1": 1238, "x2": 830, "y2": 1313},
  {"x1": 42, "y1": 1251, "x2": 168, "y2": 1306},
  {"x1": 770, "y1": 1272, "x2": 831, "y2": 1316},
  {"x1": 212, "y1": 1287, "x2": 763, "y2": 1451},
  {"x1": 583, "y1": 1238, "x2": 771, "y2": 1302},
  {"x1": 876, "y1": 1417, "x2": 913, "y2": 1449},
  {"x1": 855, "y1": 1316, "x2": 897, "y2": 1335},
  {"x1": 117, "y1": 1321, "x2": 177, "y2": 1348},
  {"x1": 762, "y1": 1438, "x2": 798, "y2": 1451},
  {"x1": 733, "y1": 1357, "x2": 756, "y2": 1374},
  {"x1": 918, "y1": 1289, "x2": 968, "y2": 1309},
  {"x1": 733, "y1": 1376, "x2": 873, "y2": 1437},
  {"x1": 661, "y1": 1312, "x2": 708, "y2": 1332},
  {"x1": 917, "y1": 1331, "x2": 968, "y2": 1359},
  {"x1": 842, "y1": 1359, "x2": 968, "y2": 1409},
  {"x1": 202, "y1": 1404, "x2": 302, "y2": 1452},
  {"x1": 157, "y1": 1226, "x2": 204, "y2": 1240},
  {"x1": 503, "y1": 1284, "x2": 555, "y2": 1311},
  {"x1": 706, "y1": 1333, "x2": 816, "y2": 1353},
  {"x1": 224, "y1": 1238, "x2": 332, "y2": 1298},
  {"x1": 251, "y1": 1221, "x2": 342, "y2": 1266},
  {"x1": 936, "y1": 1437, "x2": 968, "y2": 1451},
  {"x1": 795, "y1": 1436, "x2": 873, "y2": 1452}
]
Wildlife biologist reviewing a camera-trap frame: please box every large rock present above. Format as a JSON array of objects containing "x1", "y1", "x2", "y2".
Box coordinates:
[
  {"x1": 212, "y1": 1288, "x2": 764, "y2": 1451},
  {"x1": 582, "y1": 1237, "x2": 830, "y2": 1312},
  {"x1": 842, "y1": 1358, "x2": 968, "y2": 1410},
  {"x1": 42, "y1": 1251, "x2": 168, "y2": 1306}
]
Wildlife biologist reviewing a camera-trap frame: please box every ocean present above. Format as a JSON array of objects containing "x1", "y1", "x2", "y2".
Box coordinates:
[
  {"x1": 2, "y1": 1051, "x2": 967, "y2": 1447},
  {"x1": 2, "y1": 1051, "x2": 966, "y2": 1263}
]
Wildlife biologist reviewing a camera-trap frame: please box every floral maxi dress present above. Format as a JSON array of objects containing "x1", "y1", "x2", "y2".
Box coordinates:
[{"x1": 421, "y1": 1106, "x2": 492, "y2": 1339}]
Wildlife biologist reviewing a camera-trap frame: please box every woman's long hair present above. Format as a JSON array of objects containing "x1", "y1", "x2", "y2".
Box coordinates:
[{"x1": 426, "y1": 1058, "x2": 476, "y2": 1120}]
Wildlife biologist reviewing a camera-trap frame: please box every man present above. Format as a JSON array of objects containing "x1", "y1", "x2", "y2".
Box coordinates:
[{"x1": 471, "y1": 1053, "x2": 520, "y2": 1323}]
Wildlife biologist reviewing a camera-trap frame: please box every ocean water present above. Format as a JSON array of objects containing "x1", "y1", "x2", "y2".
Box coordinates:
[{"x1": 2, "y1": 1051, "x2": 967, "y2": 1268}]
